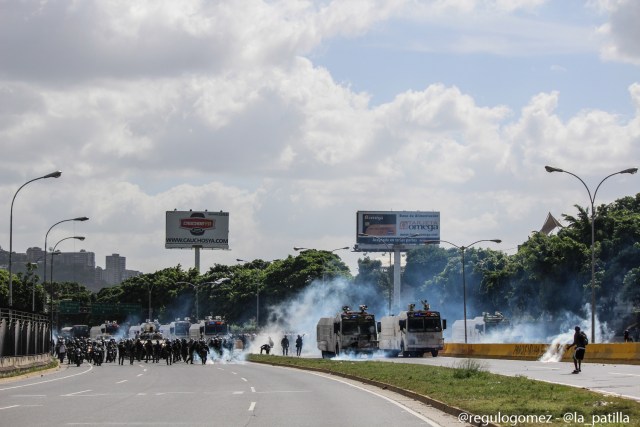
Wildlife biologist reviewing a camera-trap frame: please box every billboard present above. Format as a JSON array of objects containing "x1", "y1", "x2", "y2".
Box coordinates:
[
  {"x1": 165, "y1": 211, "x2": 229, "y2": 249},
  {"x1": 355, "y1": 210, "x2": 440, "y2": 251}
]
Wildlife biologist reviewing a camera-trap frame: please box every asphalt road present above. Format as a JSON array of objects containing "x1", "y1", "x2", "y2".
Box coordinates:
[
  {"x1": 370, "y1": 354, "x2": 640, "y2": 401},
  {"x1": 0, "y1": 357, "x2": 464, "y2": 427}
]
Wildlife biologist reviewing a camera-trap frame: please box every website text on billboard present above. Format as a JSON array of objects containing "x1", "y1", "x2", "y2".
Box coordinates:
[{"x1": 166, "y1": 211, "x2": 230, "y2": 249}]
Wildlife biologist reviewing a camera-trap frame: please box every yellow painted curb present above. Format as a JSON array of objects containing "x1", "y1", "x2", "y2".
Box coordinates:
[{"x1": 441, "y1": 343, "x2": 640, "y2": 364}]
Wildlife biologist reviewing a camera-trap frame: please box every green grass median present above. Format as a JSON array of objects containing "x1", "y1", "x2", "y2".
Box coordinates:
[{"x1": 248, "y1": 354, "x2": 640, "y2": 426}]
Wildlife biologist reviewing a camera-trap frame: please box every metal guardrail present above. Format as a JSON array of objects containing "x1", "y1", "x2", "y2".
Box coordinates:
[{"x1": 0, "y1": 308, "x2": 52, "y2": 357}]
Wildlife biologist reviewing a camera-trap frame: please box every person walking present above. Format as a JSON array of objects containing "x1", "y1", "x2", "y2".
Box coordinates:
[
  {"x1": 58, "y1": 340, "x2": 67, "y2": 363},
  {"x1": 567, "y1": 326, "x2": 588, "y2": 373},
  {"x1": 295, "y1": 335, "x2": 303, "y2": 356}
]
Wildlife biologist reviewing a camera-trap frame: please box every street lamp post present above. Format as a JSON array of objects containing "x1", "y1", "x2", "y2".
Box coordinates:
[
  {"x1": 357, "y1": 233, "x2": 394, "y2": 314},
  {"x1": 423, "y1": 239, "x2": 501, "y2": 344},
  {"x1": 49, "y1": 235, "x2": 85, "y2": 341},
  {"x1": 26, "y1": 261, "x2": 39, "y2": 312},
  {"x1": 8, "y1": 170, "x2": 62, "y2": 307},
  {"x1": 176, "y1": 279, "x2": 229, "y2": 321},
  {"x1": 146, "y1": 281, "x2": 156, "y2": 321},
  {"x1": 236, "y1": 258, "x2": 260, "y2": 326},
  {"x1": 43, "y1": 216, "x2": 89, "y2": 310},
  {"x1": 545, "y1": 165, "x2": 637, "y2": 343}
]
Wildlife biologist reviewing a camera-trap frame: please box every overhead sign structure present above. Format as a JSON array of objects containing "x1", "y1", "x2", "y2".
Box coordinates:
[
  {"x1": 165, "y1": 211, "x2": 229, "y2": 250},
  {"x1": 355, "y1": 210, "x2": 440, "y2": 252}
]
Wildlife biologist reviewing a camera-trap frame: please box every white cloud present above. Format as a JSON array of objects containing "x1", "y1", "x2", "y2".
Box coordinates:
[
  {"x1": 1, "y1": 0, "x2": 639, "y2": 277},
  {"x1": 596, "y1": 0, "x2": 640, "y2": 65}
]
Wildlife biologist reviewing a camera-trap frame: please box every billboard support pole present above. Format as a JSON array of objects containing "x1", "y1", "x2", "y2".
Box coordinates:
[
  {"x1": 194, "y1": 246, "x2": 201, "y2": 273},
  {"x1": 393, "y1": 247, "x2": 401, "y2": 313}
]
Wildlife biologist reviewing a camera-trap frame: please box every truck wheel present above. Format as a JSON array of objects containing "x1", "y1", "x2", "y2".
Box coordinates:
[
  {"x1": 431, "y1": 350, "x2": 439, "y2": 357},
  {"x1": 401, "y1": 342, "x2": 409, "y2": 358}
]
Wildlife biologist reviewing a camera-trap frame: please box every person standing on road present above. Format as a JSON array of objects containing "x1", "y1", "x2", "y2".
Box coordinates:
[
  {"x1": 58, "y1": 340, "x2": 67, "y2": 363},
  {"x1": 295, "y1": 335, "x2": 303, "y2": 356},
  {"x1": 567, "y1": 326, "x2": 588, "y2": 374}
]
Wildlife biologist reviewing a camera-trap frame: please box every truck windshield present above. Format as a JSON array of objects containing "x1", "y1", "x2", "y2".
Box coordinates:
[
  {"x1": 342, "y1": 320, "x2": 376, "y2": 335},
  {"x1": 174, "y1": 323, "x2": 190, "y2": 335},
  {"x1": 407, "y1": 317, "x2": 442, "y2": 332},
  {"x1": 204, "y1": 322, "x2": 225, "y2": 335},
  {"x1": 104, "y1": 324, "x2": 119, "y2": 334}
]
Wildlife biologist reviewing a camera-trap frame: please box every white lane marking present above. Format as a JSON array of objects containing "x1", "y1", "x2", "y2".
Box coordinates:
[
  {"x1": 241, "y1": 377, "x2": 247, "y2": 382},
  {"x1": 137, "y1": 374, "x2": 143, "y2": 377},
  {"x1": 0, "y1": 405, "x2": 20, "y2": 410},
  {"x1": 231, "y1": 372, "x2": 237, "y2": 375},
  {"x1": 248, "y1": 402, "x2": 256, "y2": 412},
  {"x1": 217, "y1": 368, "x2": 224, "y2": 371},
  {"x1": 251, "y1": 387, "x2": 256, "y2": 393},
  {"x1": 307, "y1": 371, "x2": 443, "y2": 427},
  {"x1": 154, "y1": 392, "x2": 194, "y2": 396},
  {"x1": 143, "y1": 369, "x2": 147, "y2": 372},
  {"x1": 0, "y1": 364, "x2": 93, "y2": 391},
  {"x1": 11, "y1": 395, "x2": 46, "y2": 397},
  {"x1": 62, "y1": 389, "x2": 91, "y2": 397},
  {"x1": 255, "y1": 390, "x2": 312, "y2": 394},
  {"x1": 610, "y1": 372, "x2": 640, "y2": 377},
  {"x1": 233, "y1": 391, "x2": 244, "y2": 395},
  {"x1": 116, "y1": 380, "x2": 128, "y2": 384}
]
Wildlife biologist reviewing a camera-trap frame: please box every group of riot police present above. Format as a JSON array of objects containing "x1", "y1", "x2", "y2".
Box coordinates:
[{"x1": 55, "y1": 335, "x2": 246, "y2": 367}]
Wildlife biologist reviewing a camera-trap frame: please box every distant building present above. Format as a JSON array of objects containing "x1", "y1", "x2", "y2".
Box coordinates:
[
  {"x1": 539, "y1": 212, "x2": 563, "y2": 235},
  {"x1": 0, "y1": 247, "x2": 142, "y2": 292},
  {"x1": 105, "y1": 253, "x2": 126, "y2": 286},
  {"x1": 123, "y1": 269, "x2": 142, "y2": 280},
  {"x1": 26, "y1": 247, "x2": 45, "y2": 263}
]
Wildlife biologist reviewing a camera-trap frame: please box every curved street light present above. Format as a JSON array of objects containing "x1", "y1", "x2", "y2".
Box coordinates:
[
  {"x1": 423, "y1": 239, "x2": 501, "y2": 344},
  {"x1": 545, "y1": 165, "x2": 637, "y2": 343},
  {"x1": 8, "y1": 170, "x2": 62, "y2": 307},
  {"x1": 49, "y1": 235, "x2": 84, "y2": 341},
  {"x1": 43, "y1": 216, "x2": 89, "y2": 309}
]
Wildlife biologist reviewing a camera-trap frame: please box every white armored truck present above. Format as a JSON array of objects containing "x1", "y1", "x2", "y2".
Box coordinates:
[
  {"x1": 377, "y1": 301, "x2": 446, "y2": 357},
  {"x1": 316, "y1": 305, "x2": 378, "y2": 358}
]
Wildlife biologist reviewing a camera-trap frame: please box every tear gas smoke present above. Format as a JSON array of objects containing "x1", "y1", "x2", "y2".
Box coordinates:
[
  {"x1": 449, "y1": 304, "x2": 614, "y2": 344},
  {"x1": 248, "y1": 276, "x2": 385, "y2": 358}
]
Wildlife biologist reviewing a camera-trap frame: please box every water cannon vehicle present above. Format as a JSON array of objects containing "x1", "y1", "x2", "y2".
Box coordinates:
[
  {"x1": 316, "y1": 305, "x2": 377, "y2": 358},
  {"x1": 377, "y1": 300, "x2": 445, "y2": 357}
]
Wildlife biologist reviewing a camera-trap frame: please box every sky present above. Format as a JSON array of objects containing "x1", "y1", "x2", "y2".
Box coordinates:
[{"x1": 1, "y1": 0, "x2": 639, "y2": 277}]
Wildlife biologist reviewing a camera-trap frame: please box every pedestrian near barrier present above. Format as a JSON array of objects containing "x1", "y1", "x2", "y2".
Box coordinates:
[{"x1": 567, "y1": 326, "x2": 588, "y2": 374}]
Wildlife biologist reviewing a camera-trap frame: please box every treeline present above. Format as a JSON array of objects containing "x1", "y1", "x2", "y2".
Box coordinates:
[{"x1": 1, "y1": 195, "x2": 639, "y2": 333}]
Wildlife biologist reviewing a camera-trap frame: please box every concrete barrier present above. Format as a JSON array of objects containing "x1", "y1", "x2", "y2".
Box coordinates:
[
  {"x1": 0, "y1": 354, "x2": 54, "y2": 373},
  {"x1": 441, "y1": 343, "x2": 640, "y2": 364}
]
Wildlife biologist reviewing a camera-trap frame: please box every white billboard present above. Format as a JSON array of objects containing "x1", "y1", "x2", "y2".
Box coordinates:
[
  {"x1": 165, "y1": 211, "x2": 229, "y2": 249},
  {"x1": 355, "y1": 210, "x2": 440, "y2": 251}
]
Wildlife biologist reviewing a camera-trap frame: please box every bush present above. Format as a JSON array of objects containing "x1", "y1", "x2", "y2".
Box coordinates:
[{"x1": 452, "y1": 359, "x2": 487, "y2": 379}]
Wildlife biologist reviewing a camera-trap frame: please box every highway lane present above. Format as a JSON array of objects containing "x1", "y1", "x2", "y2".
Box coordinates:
[
  {"x1": 368, "y1": 354, "x2": 640, "y2": 401},
  {"x1": 0, "y1": 358, "x2": 464, "y2": 427}
]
